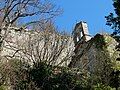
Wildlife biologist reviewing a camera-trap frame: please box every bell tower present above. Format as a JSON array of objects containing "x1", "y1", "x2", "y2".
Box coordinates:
[{"x1": 73, "y1": 21, "x2": 91, "y2": 45}]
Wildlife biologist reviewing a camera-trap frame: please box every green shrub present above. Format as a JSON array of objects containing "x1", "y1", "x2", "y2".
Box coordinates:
[
  {"x1": 0, "y1": 85, "x2": 6, "y2": 90},
  {"x1": 0, "y1": 59, "x2": 117, "y2": 90},
  {"x1": 92, "y1": 83, "x2": 114, "y2": 90},
  {"x1": 29, "y1": 62, "x2": 53, "y2": 88}
]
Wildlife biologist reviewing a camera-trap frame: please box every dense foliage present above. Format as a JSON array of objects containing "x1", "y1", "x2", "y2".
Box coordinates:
[
  {"x1": 0, "y1": 59, "x2": 118, "y2": 90},
  {"x1": 105, "y1": 0, "x2": 120, "y2": 35}
]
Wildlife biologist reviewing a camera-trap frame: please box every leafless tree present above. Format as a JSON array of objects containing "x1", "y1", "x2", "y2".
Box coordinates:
[
  {"x1": 0, "y1": 0, "x2": 61, "y2": 28},
  {"x1": 0, "y1": 1, "x2": 72, "y2": 89},
  {"x1": 1, "y1": 21, "x2": 74, "y2": 66},
  {"x1": 0, "y1": 20, "x2": 74, "y2": 89},
  {"x1": 0, "y1": 0, "x2": 62, "y2": 54}
]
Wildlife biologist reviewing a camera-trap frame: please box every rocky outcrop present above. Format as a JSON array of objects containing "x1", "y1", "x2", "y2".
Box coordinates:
[{"x1": 0, "y1": 27, "x2": 74, "y2": 66}]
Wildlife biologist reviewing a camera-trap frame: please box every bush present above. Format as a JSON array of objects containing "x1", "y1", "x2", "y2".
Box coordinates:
[
  {"x1": 0, "y1": 59, "x2": 116, "y2": 90},
  {"x1": 92, "y1": 83, "x2": 114, "y2": 90},
  {"x1": 0, "y1": 59, "x2": 30, "y2": 90},
  {"x1": 29, "y1": 62, "x2": 53, "y2": 88},
  {"x1": 0, "y1": 85, "x2": 6, "y2": 90},
  {"x1": 28, "y1": 62, "x2": 91, "y2": 90}
]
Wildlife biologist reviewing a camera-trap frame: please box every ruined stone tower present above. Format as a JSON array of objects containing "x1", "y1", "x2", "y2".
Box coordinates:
[
  {"x1": 73, "y1": 21, "x2": 91, "y2": 46},
  {"x1": 70, "y1": 21, "x2": 119, "y2": 77}
]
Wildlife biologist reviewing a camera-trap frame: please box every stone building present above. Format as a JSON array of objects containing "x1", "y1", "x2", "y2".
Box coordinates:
[
  {"x1": 72, "y1": 21, "x2": 91, "y2": 45},
  {"x1": 0, "y1": 21, "x2": 120, "y2": 73},
  {"x1": 69, "y1": 21, "x2": 120, "y2": 76}
]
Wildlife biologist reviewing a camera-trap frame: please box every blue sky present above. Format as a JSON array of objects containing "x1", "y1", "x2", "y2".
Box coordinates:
[{"x1": 54, "y1": 0, "x2": 114, "y2": 35}]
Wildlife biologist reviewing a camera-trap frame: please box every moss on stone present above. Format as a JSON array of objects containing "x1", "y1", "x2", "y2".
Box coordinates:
[
  {"x1": 93, "y1": 34, "x2": 106, "y2": 50},
  {"x1": 93, "y1": 34, "x2": 115, "y2": 50}
]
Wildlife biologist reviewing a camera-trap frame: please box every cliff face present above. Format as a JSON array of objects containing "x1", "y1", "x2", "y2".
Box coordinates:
[
  {"x1": 0, "y1": 22, "x2": 120, "y2": 72},
  {"x1": 0, "y1": 27, "x2": 74, "y2": 66}
]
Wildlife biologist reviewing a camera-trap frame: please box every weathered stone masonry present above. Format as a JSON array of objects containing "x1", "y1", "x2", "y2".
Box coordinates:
[{"x1": 69, "y1": 21, "x2": 120, "y2": 74}]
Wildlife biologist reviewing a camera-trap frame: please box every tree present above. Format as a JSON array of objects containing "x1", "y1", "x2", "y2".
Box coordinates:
[
  {"x1": 0, "y1": 0, "x2": 62, "y2": 54},
  {"x1": 1, "y1": 21, "x2": 74, "y2": 66},
  {"x1": 105, "y1": 1, "x2": 120, "y2": 88},
  {"x1": 105, "y1": 0, "x2": 120, "y2": 36},
  {"x1": 0, "y1": 0, "x2": 61, "y2": 28}
]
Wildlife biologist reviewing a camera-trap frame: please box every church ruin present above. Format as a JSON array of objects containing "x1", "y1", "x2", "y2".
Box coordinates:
[
  {"x1": 0, "y1": 21, "x2": 120, "y2": 75},
  {"x1": 69, "y1": 21, "x2": 120, "y2": 75}
]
